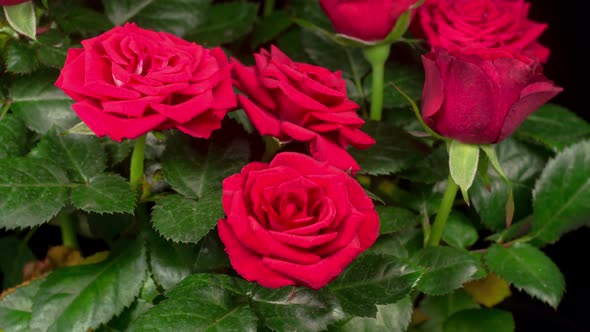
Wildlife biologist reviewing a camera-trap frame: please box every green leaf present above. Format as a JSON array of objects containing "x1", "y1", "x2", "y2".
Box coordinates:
[
  {"x1": 470, "y1": 139, "x2": 546, "y2": 231},
  {"x1": 0, "y1": 114, "x2": 29, "y2": 158},
  {"x1": 3, "y1": 1, "x2": 36, "y2": 40},
  {"x1": 302, "y1": 30, "x2": 370, "y2": 82},
  {"x1": 4, "y1": 40, "x2": 38, "y2": 74},
  {"x1": 399, "y1": 144, "x2": 448, "y2": 184},
  {"x1": 71, "y1": 174, "x2": 135, "y2": 214},
  {"x1": 186, "y1": 2, "x2": 258, "y2": 46},
  {"x1": 485, "y1": 243, "x2": 564, "y2": 308},
  {"x1": 103, "y1": 0, "x2": 211, "y2": 37},
  {"x1": 444, "y1": 309, "x2": 514, "y2": 332},
  {"x1": 516, "y1": 104, "x2": 590, "y2": 151},
  {"x1": 250, "y1": 10, "x2": 293, "y2": 49},
  {"x1": 449, "y1": 140, "x2": 479, "y2": 203},
  {"x1": 364, "y1": 63, "x2": 424, "y2": 109},
  {"x1": 147, "y1": 229, "x2": 229, "y2": 290},
  {"x1": 350, "y1": 121, "x2": 428, "y2": 176},
  {"x1": 151, "y1": 194, "x2": 223, "y2": 243},
  {"x1": 377, "y1": 205, "x2": 419, "y2": 235},
  {"x1": 103, "y1": 139, "x2": 134, "y2": 166},
  {"x1": 289, "y1": 0, "x2": 333, "y2": 31},
  {"x1": 32, "y1": 130, "x2": 106, "y2": 182},
  {"x1": 10, "y1": 70, "x2": 78, "y2": 133},
  {"x1": 30, "y1": 241, "x2": 148, "y2": 332},
  {"x1": 276, "y1": 28, "x2": 312, "y2": 63},
  {"x1": 251, "y1": 286, "x2": 345, "y2": 332},
  {"x1": 531, "y1": 140, "x2": 590, "y2": 244},
  {"x1": 413, "y1": 247, "x2": 485, "y2": 295},
  {"x1": 480, "y1": 145, "x2": 514, "y2": 227},
  {"x1": 0, "y1": 236, "x2": 34, "y2": 289},
  {"x1": 370, "y1": 228, "x2": 423, "y2": 259},
  {"x1": 0, "y1": 279, "x2": 43, "y2": 332},
  {"x1": 416, "y1": 290, "x2": 479, "y2": 332},
  {"x1": 442, "y1": 212, "x2": 478, "y2": 249},
  {"x1": 128, "y1": 274, "x2": 257, "y2": 332},
  {"x1": 35, "y1": 29, "x2": 72, "y2": 67},
  {"x1": 328, "y1": 253, "x2": 423, "y2": 317},
  {"x1": 0, "y1": 158, "x2": 70, "y2": 229},
  {"x1": 334, "y1": 296, "x2": 413, "y2": 332},
  {"x1": 52, "y1": 1, "x2": 113, "y2": 34}
]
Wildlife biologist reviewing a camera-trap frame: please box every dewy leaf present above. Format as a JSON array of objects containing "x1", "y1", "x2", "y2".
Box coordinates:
[
  {"x1": 147, "y1": 229, "x2": 229, "y2": 290},
  {"x1": 0, "y1": 158, "x2": 70, "y2": 229},
  {"x1": 30, "y1": 241, "x2": 147, "y2": 332},
  {"x1": 334, "y1": 296, "x2": 413, "y2": 332},
  {"x1": 449, "y1": 140, "x2": 480, "y2": 204},
  {"x1": 71, "y1": 174, "x2": 136, "y2": 214},
  {"x1": 516, "y1": 103, "x2": 590, "y2": 151},
  {"x1": 531, "y1": 140, "x2": 590, "y2": 244},
  {"x1": 0, "y1": 279, "x2": 43, "y2": 332},
  {"x1": 151, "y1": 194, "x2": 223, "y2": 243},
  {"x1": 328, "y1": 253, "x2": 424, "y2": 317},
  {"x1": 444, "y1": 308, "x2": 515, "y2": 332},
  {"x1": 0, "y1": 114, "x2": 29, "y2": 158},
  {"x1": 441, "y1": 212, "x2": 479, "y2": 249},
  {"x1": 3, "y1": 1, "x2": 36, "y2": 40},
  {"x1": 377, "y1": 206, "x2": 419, "y2": 235},
  {"x1": 349, "y1": 121, "x2": 428, "y2": 176},
  {"x1": 251, "y1": 286, "x2": 346, "y2": 332},
  {"x1": 10, "y1": 70, "x2": 78, "y2": 133},
  {"x1": 103, "y1": 0, "x2": 211, "y2": 37},
  {"x1": 187, "y1": 2, "x2": 258, "y2": 46},
  {"x1": 32, "y1": 130, "x2": 106, "y2": 183},
  {"x1": 485, "y1": 243, "x2": 565, "y2": 308},
  {"x1": 412, "y1": 247, "x2": 486, "y2": 295},
  {"x1": 470, "y1": 138, "x2": 547, "y2": 231},
  {"x1": 128, "y1": 274, "x2": 257, "y2": 332},
  {"x1": 0, "y1": 236, "x2": 35, "y2": 289}
]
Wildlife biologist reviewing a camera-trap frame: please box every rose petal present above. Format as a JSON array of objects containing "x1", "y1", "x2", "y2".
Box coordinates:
[{"x1": 269, "y1": 231, "x2": 338, "y2": 248}]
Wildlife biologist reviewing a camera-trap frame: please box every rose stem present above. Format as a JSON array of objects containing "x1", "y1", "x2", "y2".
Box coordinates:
[
  {"x1": 427, "y1": 175, "x2": 459, "y2": 247},
  {"x1": 263, "y1": 0, "x2": 275, "y2": 17},
  {"x1": 129, "y1": 134, "x2": 147, "y2": 193},
  {"x1": 58, "y1": 212, "x2": 79, "y2": 249},
  {"x1": 363, "y1": 43, "x2": 391, "y2": 121}
]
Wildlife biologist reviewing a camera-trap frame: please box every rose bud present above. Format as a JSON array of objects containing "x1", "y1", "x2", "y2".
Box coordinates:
[
  {"x1": 415, "y1": 0, "x2": 550, "y2": 63},
  {"x1": 421, "y1": 48, "x2": 562, "y2": 144},
  {"x1": 56, "y1": 23, "x2": 236, "y2": 141},
  {"x1": 218, "y1": 152, "x2": 380, "y2": 289},
  {"x1": 232, "y1": 46, "x2": 374, "y2": 172},
  {"x1": 319, "y1": 0, "x2": 418, "y2": 41}
]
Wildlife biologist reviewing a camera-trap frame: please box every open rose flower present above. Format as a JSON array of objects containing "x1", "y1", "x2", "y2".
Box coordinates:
[
  {"x1": 55, "y1": 23, "x2": 236, "y2": 141},
  {"x1": 320, "y1": 0, "x2": 418, "y2": 41},
  {"x1": 218, "y1": 152, "x2": 379, "y2": 289},
  {"x1": 421, "y1": 48, "x2": 562, "y2": 143},
  {"x1": 232, "y1": 46, "x2": 375, "y2": 172},
  {"x1": 415, "y1": 0, "x2": 550, "y2": 63}
]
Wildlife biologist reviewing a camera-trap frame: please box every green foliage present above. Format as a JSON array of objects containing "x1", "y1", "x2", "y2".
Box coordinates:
[
  {"x1": 4, "y1": 40, "x2": 39, "y2": 73},
  {"x1": 0, "y1": 114, "x2": 29, "y2": 158},
  {"x1": 250, "y1": 10, "x2": 293, "y2": 49},
  {"x1": 0, "y1": 236, "x2": 34, "y2": 289},
  {"x1": 441, "y1": 212, "x2": 478, "y2": 249},
  {"x1": 415, "y1": 290, "x2": 480, "y2": 332},
  {"x1": 531, "y1": 140, "x2": 590, "y2": 244},
  {"x1": 3, "y1": 1, "x2": 36, "y2": 40},
  {"x1": 364, "y1": 63, "x2": 424, "y2": 109},
  {"x1": 0, "y1": 279, "x2": 43, "y2": 332},
  {"x1": 70, "y1": 174, "x2": 135, "y2": 214},
  {"x1": 443, "y1": 309, "x2": 515, "y2": 332},
  {"x1": 485, "y1": 243, "x2": 564, "y2": 308},
  {"x1": 187, "y1": 2, "x2": 258, "y2": 46},
  {"x1": 30, "y1": 241, "x2": 147, "y2": 332},
  {"x1": 377, "y1": 206, "x2": 419, "y2": 235},
  {"x1": 449, "y1": 141, "x2": 479, "y2": 203},
  {"x1": 334, "y1": 297, "x2": 413, "y2": 332}
]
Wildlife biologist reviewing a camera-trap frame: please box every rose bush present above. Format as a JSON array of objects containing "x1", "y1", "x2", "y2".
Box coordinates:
[
  {"x1": 55, "y1": 23, "x2": 235, "y2": 141},
  {"x1": 415, "y1": 0, "x2": 550, "y2": 62},
  {"x1": 217, "y1": 152, "x2": 379, "y2": 289},
  {"x1": 232, "y1": 46, "x2": 375, "y2": 172},
  {"x1": 319, "y1": 0, "x2": 417, "y2": 41},
  {"x1": 421, "y1": 47, "x2": 562, "y2": 143}
]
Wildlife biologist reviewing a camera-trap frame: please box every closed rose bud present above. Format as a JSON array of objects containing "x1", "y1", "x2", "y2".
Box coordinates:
[
  {"x1": 421, "y1": 48, "x2": 562, "y2": 144},
  {"x1": 319, "y1": 0, "x2": 418, "y2": 42}
]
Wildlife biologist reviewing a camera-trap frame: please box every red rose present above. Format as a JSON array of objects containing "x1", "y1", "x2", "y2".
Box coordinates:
[
  {"x1": 55, "y1": 23, "x2": 236, "y2": 141},
  {"x1": 232, "y1": 46, "x2": 375, "y2": 172},
  {"x1": 421, "y1": 48, "x2": 562, "y2": 144},
  {"x1": 217, "y1": 152, "x2": 379, "y2": 289},
  {"x1": 415, "y1": 0, "x2": 550, "y2": 63},
  {"x1": 0, "y1": 0, "x2": 28, "y2": 5},
  {"x1": 320, "y1": 0, "x2": 418, "y2": 41}
]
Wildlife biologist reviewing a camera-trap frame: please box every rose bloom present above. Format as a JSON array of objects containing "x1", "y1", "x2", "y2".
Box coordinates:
[
  {"x1": 56, "y1": 23, "x2": 235, "y2": 141},
  {"x1": 218, "y1": 152, "x2": 379, "y2": 289},
  {"x1": 421, "y1": 48, "x2": 562, "y2": 144},
  {"x1": 415, "y1": 0, "x2": 550, "y2": 63},
  {"x1": 0, "y1": 0, "x2": 28, "y2": 5},
  {"x1": 232, "y1": 46, "x2": 374, "y2": 172},
  {"x1": 320, "y1": 0, "x2": 418, "y2": 41}
]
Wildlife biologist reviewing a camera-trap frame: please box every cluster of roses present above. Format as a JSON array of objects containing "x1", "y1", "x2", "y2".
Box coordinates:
[
  {"x1": 322, "y1": 0, "x2": 562, "y2": 144},
  {"x1": 54, "y1": 0, "x2": 561, "y2": 290}
]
